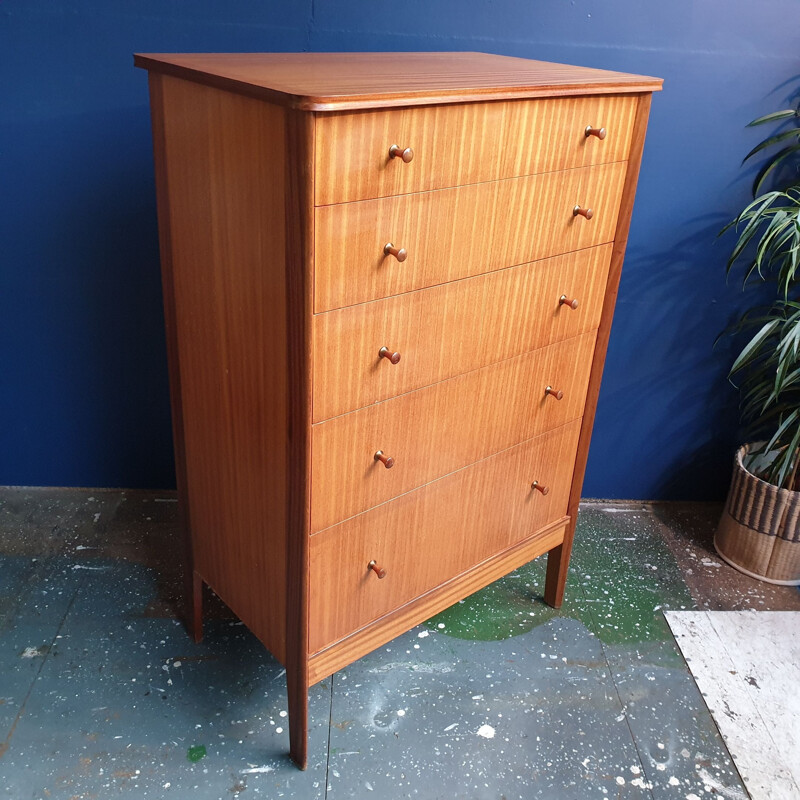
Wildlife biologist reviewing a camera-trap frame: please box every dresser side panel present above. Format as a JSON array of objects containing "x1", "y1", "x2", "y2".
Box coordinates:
[{"x1": 156, "y1": 75, "x2": 289, "y2": 663}]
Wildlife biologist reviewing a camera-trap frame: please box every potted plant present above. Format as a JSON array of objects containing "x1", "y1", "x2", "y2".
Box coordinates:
[{"x1": 716, "y1": 91, "x2": 800, "y2": 585}]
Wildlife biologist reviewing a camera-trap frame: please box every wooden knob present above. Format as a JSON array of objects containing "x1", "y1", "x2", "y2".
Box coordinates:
[
  {"x1": 374, "y1": 450, "x2": 394, "y2": 469},
  {"x1": 559, "y1": 295, "x2": 579, "y2": 310},
  {"x1": 379, "y1": 346, "x2": 401, "y2": 365},
  {"x1": 573, "y1": 205, "x2": 593, "y2": 220},
  {"x1": 368, "y1": 560, "x2": 387, "y2": 579},
  {"x1": 389, "y1": 144, "x2": 414, "y2": 163},
  {"x1": 545, "y1": 386, "x2": 563, "y2": 401},
  {"x1": 531, "y1": 481, "x2": 550, "y2": 495},
  {"x1": 383, "y1": 242, "x2": 408, "y2": 262},
  {"x1": 585, "y1": 125, "x2": 607, "y2": 140}
]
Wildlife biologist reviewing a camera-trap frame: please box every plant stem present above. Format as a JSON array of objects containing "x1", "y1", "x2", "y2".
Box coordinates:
[{"x1": 787, "y1": 446, "x2": 800, "y2": 491}]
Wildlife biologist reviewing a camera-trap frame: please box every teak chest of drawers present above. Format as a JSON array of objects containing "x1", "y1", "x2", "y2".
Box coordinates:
[{"x1": 135, "y1": 52, "x2": 661, "y2": 768}]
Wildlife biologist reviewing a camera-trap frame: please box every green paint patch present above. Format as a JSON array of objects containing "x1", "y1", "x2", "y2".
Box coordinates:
[
  {"x1": 426, "y1": 507, "x2": 696, "y2": 649},
  {"x1": 187, "y1": 744, "x2": 206, "y2": 763},
  {"x1": 573, "y1": 508, "x2": 695, "y2": 647},
  {"x1": 426, "y1": 561, "x2": 563, "y2": 641}
]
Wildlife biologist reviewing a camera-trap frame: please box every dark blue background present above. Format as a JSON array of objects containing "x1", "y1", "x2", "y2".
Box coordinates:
[{"x1": 2, "y1": 1, "x2": 798, "y2": 497}]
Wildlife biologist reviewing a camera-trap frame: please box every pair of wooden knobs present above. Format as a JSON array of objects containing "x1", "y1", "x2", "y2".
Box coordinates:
[
  {"x1": 367, "y1": 473, "x2": 553, "y2": 580},
  {"x1": 385, "y1": 207, "x2": 592, "y2": 263},
  {"x1": 388, "y1": 126, "x2": 604, "y2": 164},
  {"x1": 378, "y1": 295, "x2": 576, "y2": 367},
  {"x1": 390, "y1": 134, "x2": 597, "y2": 220},
  {"x1": 373, "y1": 383, "x2": 563, "y2": 470}
]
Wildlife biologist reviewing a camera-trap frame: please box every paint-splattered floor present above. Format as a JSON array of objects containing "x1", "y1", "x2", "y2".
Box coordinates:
[{"x1": 1, "y1": 490, "x2": 798, "y2": 799}]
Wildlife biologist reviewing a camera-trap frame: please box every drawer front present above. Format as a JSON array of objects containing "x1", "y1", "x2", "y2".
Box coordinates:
[
  {"x1": 315, "y1": 95, "x2": 636, "y2": 205},
  {"x1": 309, "y1": 420, "x2": 582, "y2": 653},
  {"x1": 310, "y1": 331, "x2": 596, "y2": 532},
  {"x1": 314, "y1": 161, "x2": 626, "y2": 312},
  {"x1": 313, "y1": 244, "x2": 612, "y2": 422}
]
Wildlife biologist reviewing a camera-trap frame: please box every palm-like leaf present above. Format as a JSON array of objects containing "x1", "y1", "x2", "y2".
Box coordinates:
[{"x1": 724, "y1": 91, "x2": 800, "y2": 489}]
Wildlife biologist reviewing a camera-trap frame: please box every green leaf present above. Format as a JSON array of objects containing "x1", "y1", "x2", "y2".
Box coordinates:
[
  {"x1": 747, "y1": 109, "x2": 799, "y2": 127},
  {"x1": 743, "y1": 128, "x2": 800, "y2": 163},
  {"x1": 730, "y1": 319, "x2": 780, "y2": 376},
  {"x1": 753, "y1": 144, "x2": 800, "y2": 195}
]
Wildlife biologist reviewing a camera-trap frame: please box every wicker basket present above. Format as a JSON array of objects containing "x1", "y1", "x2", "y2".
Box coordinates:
[{"x1": 715, "y1": 444, "x2": 800, "y2": 585}]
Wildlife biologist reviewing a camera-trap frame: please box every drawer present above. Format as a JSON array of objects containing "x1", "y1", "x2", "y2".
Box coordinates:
[
  {"x1": 310, "y1": 331, "x2": 596, "y2": 532},
  {"x1": 312, "y1": 244, "x2": 612, "y2": 422},
  {"x1": 314, "y1": 161, "x2": 626, "y2": 311},
  {"x1": 314, "y1": 94, "x2": 636, "y2": 205},
  {"x1": 309, "y1": 419, "x2": 582, "y2": 653}
]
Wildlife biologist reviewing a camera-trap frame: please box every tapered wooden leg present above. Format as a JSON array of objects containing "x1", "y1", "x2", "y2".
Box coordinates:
[
  {"x1": 191, "y1": 570, "x2": 203, "y2": 644},
  {"x1": 544, "y1": 540, "x2": 572, "y2": 609},
  {"x1": 287, "y1": 670, "x2": 308, "y2": 770}
]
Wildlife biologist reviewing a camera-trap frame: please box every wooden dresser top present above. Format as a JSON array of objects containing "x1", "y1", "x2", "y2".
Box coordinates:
[{"x1": 133, "y1": 51, "x2": 662, "y2": 112}]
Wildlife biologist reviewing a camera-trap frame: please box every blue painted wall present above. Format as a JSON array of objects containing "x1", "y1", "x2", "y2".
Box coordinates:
[{"x1": 1, "y1": 1, "x2": 798, "y2": 497}]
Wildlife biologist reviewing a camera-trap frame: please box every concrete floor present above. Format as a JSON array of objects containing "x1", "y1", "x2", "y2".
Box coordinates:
[{"x1": 1, "y1": 490, "x2": 798, "y2": 799}]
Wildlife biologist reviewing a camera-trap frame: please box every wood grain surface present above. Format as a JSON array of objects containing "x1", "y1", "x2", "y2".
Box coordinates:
[
  {"x1": 314, "y1": 161, "x2": 626, "y2": 311},
  {"x1": 139, "y1": 51, "x2": 659, "y2": 768},
  {"x1": 310, "y1": 332, "x2": 596, "y2": 532},
  {"x1": 315, "y1": 94, "x2": 636, "y2": 204},
  {"x1": 147, "y1": 73, "x2": 199, "y2": 640},
  {"x1": 546, "y1": 93, "x2": 653, "y2": 608},
  {"x1": 283, "y1": 108, "x2": 316, "y2": 769},
  {"x1": 308, "y1": 519, "x2": 568, "y2": 684},
  {"x1": 152, "y1": 76, "x2": 289, "y2": 663},
  {"x1": 134, "y1": 52, "x2": 661, "y2": 111},
  {"x1": 312, "y1": 244, "x2": 612, "y2": 421},
  {"x1": 309, "y1": 420, "x2": 580, "y2": 653}
]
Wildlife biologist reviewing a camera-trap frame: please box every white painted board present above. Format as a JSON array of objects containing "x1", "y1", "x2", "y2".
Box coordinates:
[{"x1": 665, "y1": 610, "x2": 800, "y2": 800}]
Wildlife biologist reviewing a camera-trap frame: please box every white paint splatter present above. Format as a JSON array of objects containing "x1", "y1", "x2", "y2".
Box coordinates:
[
  {"x1": 696, "y1": 767, "x2": 748, "y2": 800},
  {"x1": 71, "y1": 565, "x2": 109, "y2": 571},
  {"x1": 172, "y1": 660, "x2": 182, "y2": 668},
  {"x1": 477, "y1": 725, "x2": 495, "y2": 739},
  {"x1": 444, "y1": 723, "x2": 458, "y2": 732},
  {"x1": 615, "y1": 776, "x2": 626, "y2": 785},
  {"x1": 631, "y1": 777, "x2": 653, "y2": 789},
  {"x1": 630, "y1": 766, "x2": 640, "y2": 774},
  {"x1": 396, "y1": 709, "x2": 405, "y2": 717},
  {"x1": 417, "y1": 630, "x2": 429, "y2": 638},
  {"x1": 242, "y1": 766, "x2": 274, "y2": 774},
  {"x1": 437, "y1": 623, "x2": 445, "y2": 629},
  {"x1": 275, "y1": 727, "x2": 283, "y2": 734},
  {"x1": 686, "y1": 794, "x2": 701, "y2": 800},
  {"x1": 668, "y1": 777, "x2": 680, "y2": 786},
  {"x1": 21, "y1": 647, "x2": 45, "y2": 658},
  {"x1": 365, "y1": 781, "x2": 373, "y2": 791},
  {"x1": 75, "y1": 545, "x2": 96, "y2": 550},
  {"x1": 656, "y1": 763, "x2": 666, "y2": 771},
  {"x1": 369, "y1": 662, "x2": 453, "y2": 675}
]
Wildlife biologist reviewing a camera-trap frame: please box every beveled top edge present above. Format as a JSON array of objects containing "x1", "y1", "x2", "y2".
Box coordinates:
[{"x1": 133, "y1": 52, "x2": 662, "y2": 111}]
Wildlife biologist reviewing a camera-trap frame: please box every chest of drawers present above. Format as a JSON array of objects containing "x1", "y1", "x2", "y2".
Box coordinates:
[{"x1": 135, "y1": 51, "x2": 660, "y2": 768}]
